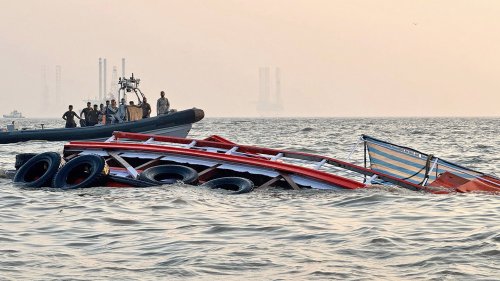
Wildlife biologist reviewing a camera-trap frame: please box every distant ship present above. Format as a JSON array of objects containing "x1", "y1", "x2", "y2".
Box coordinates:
[{"x1": 3, "y1": 110, "x2": 24, "y2": 118}]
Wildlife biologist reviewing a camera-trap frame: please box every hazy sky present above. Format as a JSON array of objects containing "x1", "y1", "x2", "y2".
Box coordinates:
[{"x1": 1, "y1": 0, "x2": 499, "y2": 117}]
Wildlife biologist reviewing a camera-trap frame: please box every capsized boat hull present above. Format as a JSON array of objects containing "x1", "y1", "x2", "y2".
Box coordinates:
[
  {"x1": 63, "y1": 132, "x2": 367, "y2": 191},
  {"x1": 62, "y1": 132, "x2": 499, "y2": 194},
  {"x1": 0, "y1": 108, "x2": 204, "y2": 144},
  {"x1": 11, "y1": 130, "x2": 498, "y2": 194}
]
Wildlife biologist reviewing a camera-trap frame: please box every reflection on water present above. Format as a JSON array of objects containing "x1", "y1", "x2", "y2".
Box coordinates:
[{"x1": 0, "y1": 117, "x2": 499, "y2": 280}]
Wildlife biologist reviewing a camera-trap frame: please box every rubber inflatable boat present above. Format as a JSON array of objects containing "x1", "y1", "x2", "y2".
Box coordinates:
[
  {"x1": 0, "y1": 74, "x2": 204, "y2": 144},
  {"x1": 0, "y1": 108, "x2": 204, "y2": 144},
  {"x1": 11, "y1": 132, "x2": 500, "y2": 194}
]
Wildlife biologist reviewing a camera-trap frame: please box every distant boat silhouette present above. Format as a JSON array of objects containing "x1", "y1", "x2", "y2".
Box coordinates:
[{"x1": 3, "y1": 110, "x2": 24, "y2": 118}]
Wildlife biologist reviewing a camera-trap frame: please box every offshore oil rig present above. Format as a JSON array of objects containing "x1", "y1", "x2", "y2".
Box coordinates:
[{"x1": 257, "y1": 67, "x2": 284, "y2": 116}]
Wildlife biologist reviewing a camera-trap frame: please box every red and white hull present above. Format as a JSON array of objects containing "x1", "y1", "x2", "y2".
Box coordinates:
[{"x1": 64, "y1": 132, "x2": 367, "y2": 191}]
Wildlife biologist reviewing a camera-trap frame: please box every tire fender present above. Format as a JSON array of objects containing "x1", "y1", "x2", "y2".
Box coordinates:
[
  {"x1": 13, "y1": 152, "x2": 61, "y2": 188},
  {"x1": 52, "y1": 154, "x2": 108, "y2": 189},
  {"x1": 138, "y1": 165, "x2": 198, "y2": 185},
  {"x1": 201, "y1": 177, "x2": 254, "y2": 194}
]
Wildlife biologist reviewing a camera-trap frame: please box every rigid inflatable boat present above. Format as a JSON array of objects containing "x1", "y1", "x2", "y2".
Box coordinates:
[
  {"x1": 0, "y1": 108, "x2": 204, "y2": 144},
  {"x1": 12, "y1": 132, "x2": 500, "y2": 194},
  {"x1": 0, "y1": 74, "x2": 205, "y2": 144}
]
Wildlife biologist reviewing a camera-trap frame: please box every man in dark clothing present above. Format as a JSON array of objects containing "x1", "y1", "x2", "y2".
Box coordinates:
[
  {"x1": 142, "y1": 97, "x2": 151, "y2": 118},
  {"x1": 80, "y1": 102, "x2": 92, "y2": 127},
  {"x1": 62, "y1": 105, "x2": 81, "y2": 128},
  {"x1": 105, "y1": 100, "x2": 112, "y2": 125},
  {"x1": 98, "y1": 103, "x2": 105, "y2": 124},
  {"x1": 86, "y1": 104, "x2": 99, "y2": 126}
]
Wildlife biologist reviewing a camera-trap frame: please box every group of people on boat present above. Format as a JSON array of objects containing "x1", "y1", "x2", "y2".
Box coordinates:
[{"x1": 62, "y1": 91, "x2": 171, "y2": 128}]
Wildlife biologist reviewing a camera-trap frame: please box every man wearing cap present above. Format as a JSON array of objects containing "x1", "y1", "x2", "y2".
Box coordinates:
[
  {"x1": 80, "y1": 102, "x2": 93, "y2": 127},
  {"x1": 156, "y1": 91, "x2": 170, "y2": 115}
]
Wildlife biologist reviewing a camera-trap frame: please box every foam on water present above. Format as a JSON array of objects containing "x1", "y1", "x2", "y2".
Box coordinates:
[{"x1": 0, "y1": 117, "x2": 499, "y2": 280}]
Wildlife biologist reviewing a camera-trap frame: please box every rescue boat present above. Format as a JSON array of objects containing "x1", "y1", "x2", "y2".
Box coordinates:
[{"x1": 0, "y1": 74, "x2": 204, "y2": 144}]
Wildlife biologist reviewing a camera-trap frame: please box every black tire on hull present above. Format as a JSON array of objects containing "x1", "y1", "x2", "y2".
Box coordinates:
[
  {"x1": 138, "y1": 165, "x2": 198, "y2": 185},
  {"x1": 15, "y1": 153, "x2": 38, "y2": 170},
  {"x1": 13, "y1": 152, "x2": 61, "y2": 188},
  {"x1": 52, "y1": 155, "x2": 108, "y2": 190},
  {"x1": 201, "y1": 177, "x2": 254, "y2": 194}
]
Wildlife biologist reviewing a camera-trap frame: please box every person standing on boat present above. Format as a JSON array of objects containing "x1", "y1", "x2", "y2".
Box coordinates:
[
  {"x1": 118, "y1": 98, "x2": 128, "y2": 122},
  {"x1": 107, "y1": 99, "x2": 119, "y2": 124},
  {"x1": 105, "y1": 100, "x2": 115, "y2": 124},
  {"x1": 98, "y1": 103, "x2": 105, "y2": 124},
  {"x1": 104, "y1": 100, "x2": 111, "y2": 124},
  {"x1": 142, "y1": 97, "x2": 151, "y2": 118},
  {"x1": 157, "y1": 91, "x2": 170, "y2": 115},
  {"x1": 86, "y1": 104, "x2": 99, "y2": 126},
  {"x1": 80, "y1": 102, "x2": 93, "y2": 127},
  {"x1": 62, "y1": 105, "x2": 81, "y2": 128}
]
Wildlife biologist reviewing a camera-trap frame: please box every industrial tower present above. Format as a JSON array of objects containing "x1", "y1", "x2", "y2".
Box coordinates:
[{"x1": 256, "y1": 66, "x2": 284, "y2": 116}]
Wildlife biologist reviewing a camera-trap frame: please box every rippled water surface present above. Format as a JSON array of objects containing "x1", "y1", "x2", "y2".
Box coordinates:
[{"x1": 1, "y1": 117, "x2": 499, "y2": 280}]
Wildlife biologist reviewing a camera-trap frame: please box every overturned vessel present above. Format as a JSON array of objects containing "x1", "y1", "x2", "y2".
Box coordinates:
[{"x1": 11, "y1": 132, "x2": 500, "y2": 194}]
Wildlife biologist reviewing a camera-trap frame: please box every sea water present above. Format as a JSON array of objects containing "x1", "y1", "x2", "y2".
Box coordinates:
[{"x1": 0, "y1": 117, "x2": 498, "y2": 280}]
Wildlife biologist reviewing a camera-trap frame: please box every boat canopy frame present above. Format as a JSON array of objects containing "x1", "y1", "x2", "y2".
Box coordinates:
[{"x1": 117, "y1": 73, "x2": 146, "y2": 106}]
